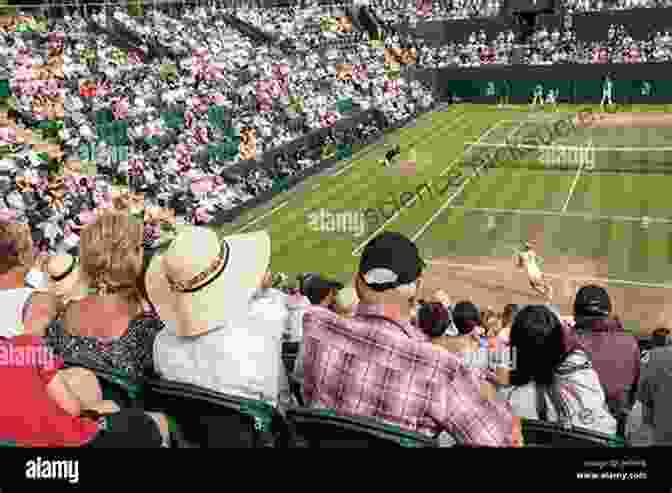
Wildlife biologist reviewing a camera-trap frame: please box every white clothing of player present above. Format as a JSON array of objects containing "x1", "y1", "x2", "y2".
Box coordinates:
[
  {"x1": 601, "y1": 78, "x2": 614, "y2": 108},
  {"x1": 516, "y1": 248, "x2": 553, "y2": 299},
  {"x1": 519, "y1": 250, "x2": 541, "y2": 280}
]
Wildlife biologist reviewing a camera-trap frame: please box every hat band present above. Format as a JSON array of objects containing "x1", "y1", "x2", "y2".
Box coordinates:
[
  {"x1": 167, "y1": 240, "x2": 230, "y2": 293},
  {"x1": 51, "y1": 257, "x2": 77, "y2": 282}
]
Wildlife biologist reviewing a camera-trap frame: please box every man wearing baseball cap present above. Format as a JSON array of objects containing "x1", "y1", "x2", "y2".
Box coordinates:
[
  {"x1": 573, "y1": 284, "x2": 639, "y2": 436},
  {"x1": 301, "y1": 274, "x2": 344, "y2": 307},
  {"x1": 297, "y1": 231, "x2": 522, "y2": 447}
]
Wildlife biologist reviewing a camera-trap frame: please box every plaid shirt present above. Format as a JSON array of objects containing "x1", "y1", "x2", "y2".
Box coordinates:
[{"x1": 301, "y1": 304, "x2": 519, "y2": 446}]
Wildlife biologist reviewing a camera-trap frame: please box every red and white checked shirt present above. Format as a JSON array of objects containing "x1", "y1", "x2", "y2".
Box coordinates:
[{"x1": 301, "y1": 304, "x2": 520, "y2": 446}]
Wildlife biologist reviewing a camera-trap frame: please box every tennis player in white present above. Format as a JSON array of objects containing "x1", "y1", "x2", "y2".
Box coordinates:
[
  {"x1": 601, "y1": 74, "x2": 614, "y2": 111},
  {"x1": 515, "y1": 241, "x2": 553, "y2": 300}
]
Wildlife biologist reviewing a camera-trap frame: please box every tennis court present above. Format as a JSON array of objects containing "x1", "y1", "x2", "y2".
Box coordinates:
[
  {"x1": 216, "y1": 105, "x2": 672, "y2": 333},
  {"x1": 415, "y1": 109, "x2": 672, "y2": 333}
]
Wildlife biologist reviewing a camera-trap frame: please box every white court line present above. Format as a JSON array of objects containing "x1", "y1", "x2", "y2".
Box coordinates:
[
  {"x1": 235, "y1": 201, "x2": 288, "y2": 233},
  {"x1": 350, "y1": 115, "x2": 492, "y2": 256},
  {"x1": 464, "y1": 142, "x2": 672, "y2": 152},
  {"x1": 426, "y1": 259, "x2": 672, "y2": 289},
  {"x1": 447, "y1": 205, "x2": 672, "y2": 224},
  {"x1": 236, "y1": 107, "x2": 463, "y2": 231},
  {"x1": 410, "y1": 120, "x2": 524, "y2": 244},
  {"x1": 561, "y1": 160, "x2": 584, "y2": 213}
]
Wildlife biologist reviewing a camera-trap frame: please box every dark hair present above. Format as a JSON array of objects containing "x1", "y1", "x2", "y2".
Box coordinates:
[
  {"x1": 509, "y1": 305, "x2": 582, "y2": 387},
  {"x1": 653, "y1": 327, "x2": 671, "y2": 347},
  {"x1": 452, "y1": 301, "x2": 480, "y2": 335},
  {"x1": 417, "y1": 302, "x2": 452, "y2": 339}
]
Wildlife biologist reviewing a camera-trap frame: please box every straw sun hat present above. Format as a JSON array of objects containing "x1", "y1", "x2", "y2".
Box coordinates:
[{"x1": 145, "y1": 227, "x2": 271, "y2": 337}]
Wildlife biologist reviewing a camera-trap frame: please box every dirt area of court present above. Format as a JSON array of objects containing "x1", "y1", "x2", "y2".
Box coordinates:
[
  {"x1": 423, "y1": 254, "x2": 671, "y2": 336},
  {"x1": 574, "y1": 111, "x2": 672, "y2": 129}
]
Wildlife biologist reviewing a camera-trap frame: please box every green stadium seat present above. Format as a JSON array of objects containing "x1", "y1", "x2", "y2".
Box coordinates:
[
  {"x1": 143, "y1": 378, "x2": 287, "y2": 448},
  {"x1": 95, "y1": 110, "x2": 114, "y2": 127},
  {"x1": 0, "y1": 80, "x2": 11, "y2": 98},
  {"x1": 285, "y1": 407, "x2": 439, "y2": 448},
  {"x1": 60, "y1": 357, "x2": 144, "y2": 409},
  {"x1": 162, "y1": 110, "x2": 184, "y2": 130},
  {"x1": 79, "y1": 142, "x2": 95, "y2": 162}
]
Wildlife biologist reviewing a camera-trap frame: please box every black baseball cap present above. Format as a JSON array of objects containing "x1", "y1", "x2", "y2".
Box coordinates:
[
  {"x1": 359, "y1": 232, "x2": 425, "y2": 291},
  {"x1": 574, "y1": 285, "x2": 611, "y2": 317},
  {"x1": 302, "y1": 274, "x2": 344, "y2": 305}
]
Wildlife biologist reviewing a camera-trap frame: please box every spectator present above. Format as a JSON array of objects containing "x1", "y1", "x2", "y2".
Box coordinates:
[
  {"x1": 498, "y1": 305, "x2": 617, "y2": 436},
  {"x1": 416, "y1": 301, "x2": 457, "y2": 348},
  {"x1": 499, "y1": 303, "x2": 521, "y2": 341},
  {"x1": 651, "y1": 327, "x2": 671, "y2": 348},
  {"x1": 0, "y1": 220, "x2": 59, "y2": 338},
  {"x1": 634, "y1": 336, "x2": 672, "y2": 445},
  {"x1": 146, "y1": 227, "x2": 291, "y2": 408},
  {"x1": 0, "y1": 335, "x2": 169, "y2": 447},
  {"x1": 296, "y1": 232, "x2": 522, "y2": 446},
  {"x1": 481, "y1": 307, "x2": 501, "y2": 337},
  {"x1": 573, "y1": 285, "x2": 640, "y2": 434},
  {"x1": 301, "y1": 273, "x2": 344, "y2": 308},
  {"x1": 43, "y1": 211, "x2": 163, "y2": 380},
  {"x1": 452, "y1": 300, "x2": 484, "y2": 339}
]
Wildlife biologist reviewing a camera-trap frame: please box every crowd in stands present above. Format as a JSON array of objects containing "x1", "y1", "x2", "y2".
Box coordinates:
[
  {"x1": 371, "y1": 0, "x2": 502, "y2": 22},
  {"x1": 3, "y1": 212, "x2": 668, "y2": 447},
  {"x1": 413, "y1": 21, "x2": 672, "y2": 66},
  {"x1": 563, "y1": 0, "x2": 672, "y2": 12},
  {"x1": 1, "y1": 5, "x2": 434, "y2": 254}
]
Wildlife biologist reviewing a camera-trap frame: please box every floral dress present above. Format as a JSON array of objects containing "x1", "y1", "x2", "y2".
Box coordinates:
[{"x1": 44, "y1": 311, "x2": 164, "y2": 380}]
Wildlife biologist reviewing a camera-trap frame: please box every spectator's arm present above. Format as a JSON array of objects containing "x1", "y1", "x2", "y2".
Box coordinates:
[
  {"x1": 14, "y1": 335, "x2": 82, "y2": 417},
  {"x1": 432, "y1": 366, "x2": 522, "y2": 447}
]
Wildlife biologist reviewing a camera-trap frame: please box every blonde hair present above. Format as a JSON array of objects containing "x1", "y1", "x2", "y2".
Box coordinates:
[
  {"x1": 79, "y1": 211, "x2": 144, "y2": 305},
  {"x1": 481, "y1": 308, "x2": 501, "y2": 337},
  {"x1": 0, "y1": 221, "x2": 34, "y2": 274}
]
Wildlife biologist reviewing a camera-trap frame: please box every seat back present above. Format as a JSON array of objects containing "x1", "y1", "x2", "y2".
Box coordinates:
[
  {"x1": 282, "y1": 342, "x2": 304, "y2": 406},
  {"x1": 60, "y1": 357, "x2": 144, "y2": 408},
  {"x1": 522, "y1": 419, "x2": 626, "y2": 447},
  {"x1": 285, "y1": 407, "x2": 438, "y2": 448},
  {"x1": 143, "y1": 378, "x2": 286, "y2": 448}
]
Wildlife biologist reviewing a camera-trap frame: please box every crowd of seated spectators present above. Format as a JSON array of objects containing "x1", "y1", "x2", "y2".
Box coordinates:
[
  {"x1": 563, "y1": 0, "x2": 672, "y2": 12},
  {"x1": 372, "y1": 0, "x2": 502, "y2": 23},
  {"x1": 3, "y1": 207, "x2": 669, "y2": 447},
  {"x1": 1, "y1": 5, "x2": 435, "y2": 253},
  {"x1": 413, "y1": 21, "x2": 672, "y2": 66}
]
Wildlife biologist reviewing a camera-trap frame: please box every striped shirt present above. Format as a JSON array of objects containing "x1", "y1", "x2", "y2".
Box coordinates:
[{"x1": 300, "y1": 304, "x2": 520, "y2": 446}]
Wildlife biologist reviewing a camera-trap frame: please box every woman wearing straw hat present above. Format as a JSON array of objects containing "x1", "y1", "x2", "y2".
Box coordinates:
[{"x1": 145, "y1": 227, "x2": 291, "y2": 408}]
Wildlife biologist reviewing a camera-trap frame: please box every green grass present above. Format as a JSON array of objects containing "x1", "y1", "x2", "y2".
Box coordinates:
[{"x1": 210, "y1": 104, "x2": 672, "y2": 332}]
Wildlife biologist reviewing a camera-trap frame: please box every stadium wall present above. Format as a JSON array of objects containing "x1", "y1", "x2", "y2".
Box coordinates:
[{"x1": 410, "y1": 63, "x2": 672, "y2": 103}]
